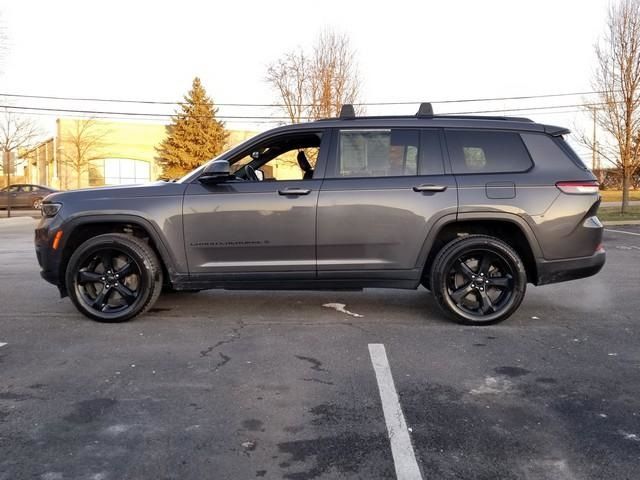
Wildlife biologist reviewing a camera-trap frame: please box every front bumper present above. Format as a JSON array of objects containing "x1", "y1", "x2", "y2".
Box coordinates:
[
  {"x1": 35, "y1": 222, "x2": 65, "y2": 293},
  {"x1": 536, "y1": 249, "x2": 606, "y2": 285}
]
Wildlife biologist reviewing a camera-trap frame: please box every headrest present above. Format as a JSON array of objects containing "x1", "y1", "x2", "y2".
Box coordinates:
[{"x1": 297, "y1": 150, "x2": 312, "y2": 171}]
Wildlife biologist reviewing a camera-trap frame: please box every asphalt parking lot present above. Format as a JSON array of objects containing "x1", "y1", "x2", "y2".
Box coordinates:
[{"x1": 1, "y1": 220, "x2": 639, "y2": 480}]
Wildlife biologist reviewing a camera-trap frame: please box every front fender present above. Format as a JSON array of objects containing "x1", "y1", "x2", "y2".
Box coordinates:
[{"x1": 58, "y1": 212, "x2": 185, "y2": 281}]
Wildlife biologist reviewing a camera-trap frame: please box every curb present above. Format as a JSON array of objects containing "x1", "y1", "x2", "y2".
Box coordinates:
[
  {"x1": 603, "y1": 220, "x2": 640, "y2": 226},
  {"x1": 0, "y1": 216, "x2": 39, "y2": 227}
]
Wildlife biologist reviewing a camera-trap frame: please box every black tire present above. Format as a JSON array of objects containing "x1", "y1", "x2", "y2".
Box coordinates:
[
  {"x1": 430, "y1": 235, "x2": 527, "y2": 325},
  {"x1": 66, "y1": 233, "x2": 163, "y2": 322}
]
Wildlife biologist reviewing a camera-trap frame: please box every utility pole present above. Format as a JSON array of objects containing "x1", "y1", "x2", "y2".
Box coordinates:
[
  {"x1": 591, "y1": 106, "x2": 601, "y2": 183},
  {"x1": 591, "y1": 106, "x2": 599, "y2": 170},
  {"x1": 3, "y1": 150, "x2": 11, "y2": 218}
]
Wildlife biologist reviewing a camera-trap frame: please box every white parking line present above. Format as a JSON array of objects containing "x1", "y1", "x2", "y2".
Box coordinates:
[
  {"x1": 368, "y1": 343, "x2": 423, "y2": 480},
  {"x1": 606, "y1": 228, "x2": 640, "y2": 237},
  {"x1": 0, "y1": 343, "x2": 7, "y2": 348}
]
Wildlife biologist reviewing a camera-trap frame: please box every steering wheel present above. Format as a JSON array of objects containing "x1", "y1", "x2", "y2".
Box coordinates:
[{"x1": 245, "y1": 165, "x2": 259, "y2": 182}]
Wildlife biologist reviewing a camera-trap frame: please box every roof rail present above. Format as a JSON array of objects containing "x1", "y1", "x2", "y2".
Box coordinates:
[
  {"x1": 437, "y1": 114, "x2": 533, "y2": 122},
  {"x1": 339, "y1": 104, "x2": 356, "y2": 119},
  {"x1": 416, "y1": 102, "x2": 434, "y2": 117}
]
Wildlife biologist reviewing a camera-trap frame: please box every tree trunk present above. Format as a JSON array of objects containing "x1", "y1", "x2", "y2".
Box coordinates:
[
  {"x1": 5, "y1": 150, "x2": 11, "y2": 218},
  {"x1": 621, "y1": 170, "x2": 630, "y2": 214}
]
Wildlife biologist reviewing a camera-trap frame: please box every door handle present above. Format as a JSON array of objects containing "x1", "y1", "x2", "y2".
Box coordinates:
[
  {"x1": 413, "y1": 184, "x2": 448, "y2": 193},
  {"x1": 278, "y1": 188, "x2": 311, "y2": 196}
]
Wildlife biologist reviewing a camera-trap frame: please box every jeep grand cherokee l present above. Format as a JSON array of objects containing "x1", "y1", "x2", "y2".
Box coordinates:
[{"x1": 34, "y1": 103, "x2": 605, "y2": 325}]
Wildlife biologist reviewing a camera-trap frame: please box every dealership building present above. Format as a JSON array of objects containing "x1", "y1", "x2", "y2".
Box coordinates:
[{"x1": 10, "y1": 118, "x2": 262, "y2": 189}]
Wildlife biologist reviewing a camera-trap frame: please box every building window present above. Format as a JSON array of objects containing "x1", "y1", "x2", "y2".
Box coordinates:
[{"x1": 89, "y1": 158, "x2": 151, "y2": 186}]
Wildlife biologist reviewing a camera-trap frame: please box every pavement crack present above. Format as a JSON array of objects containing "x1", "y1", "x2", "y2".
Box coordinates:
[
  {"x1": 301, "y1": 378, "x2": 334, "y2": 386},
  {"x1": 214, "y1": 352, "x2": 231, "y2": 371},
  {"x1": 200, "y1": 321, "x2": 246, "y2": 357},
  {"x1": 295, "y1": 355, "x2": 327, "y2": 372}
]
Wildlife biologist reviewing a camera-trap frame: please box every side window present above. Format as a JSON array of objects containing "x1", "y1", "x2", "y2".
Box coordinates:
[
  {"x1": 230, "y1": 132, "x2": 323, "y2": 181},
  {"x1": 335, "y1": 129, "x2": 419, "y2": 178},
  {"x1": 21, "y1": 185, "x2": 33, "y2": 192},
  {"x1": 445, "y1": 130, "x2": 532, "y2": 174},
  {"x1": 8, "y1": 185, "x2": 19, "y2": 192}
]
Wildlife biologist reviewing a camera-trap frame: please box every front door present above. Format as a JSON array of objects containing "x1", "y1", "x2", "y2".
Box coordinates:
[
  {"x1": 317, "y1": 128, "x2": 458, "y2": 281},
  {"x1": 183, "y1": 130, "x2": 329, "y2": 279}
]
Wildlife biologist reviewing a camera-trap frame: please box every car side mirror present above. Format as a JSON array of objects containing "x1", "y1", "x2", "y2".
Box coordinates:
[
  {"x1": 199, "y1": 160, "x2": 232, "y2": 184},
  {"x1": 255, "y1": 169, "x2": 264, "y2": 181}
]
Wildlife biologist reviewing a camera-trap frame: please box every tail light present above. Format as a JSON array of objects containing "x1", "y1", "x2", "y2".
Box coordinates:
[{"x1": 555, "y1": 180, "x2": 599, "y2": 194}]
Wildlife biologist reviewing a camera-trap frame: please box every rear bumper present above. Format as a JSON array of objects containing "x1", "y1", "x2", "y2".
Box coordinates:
[{"x1": 535, "y1": 249, "x2": 606, "y2": 285}]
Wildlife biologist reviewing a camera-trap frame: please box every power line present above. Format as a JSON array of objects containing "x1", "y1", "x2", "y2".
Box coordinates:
[
  {"x1": 1, "y1": 109, "x2": 285, "y2": 124},
  {"x1": 0, "y1": 90, "x2": 606, "y2": 108},
  {"x1": 0, "y1": 101, "x2": 609, "y2": 121},
  {"x1": 6, "y1": 107, "x2": 587, "y2": 125},
  {"x1": 0, "y1": 104, "x2": 301, "y2": 120},
  {"x1": 443, "y1": 102, "x2": 608, "y2": 115}
]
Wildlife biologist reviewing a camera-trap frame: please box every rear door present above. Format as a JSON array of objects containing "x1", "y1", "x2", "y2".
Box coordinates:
[
  {"x1": 316, "y1": 128, "x2": 458, "y2": 281},
  {"x1": 5, "y1": 185, "x2": 24, "y2": 207},
  {"x1": 19, "y1": 185, "x2": 35, "y2": 207}
]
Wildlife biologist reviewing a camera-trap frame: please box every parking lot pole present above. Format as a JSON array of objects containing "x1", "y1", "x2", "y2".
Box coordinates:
[{"x1": 3, "y1": 150, "x2": 11, "y2": 218}]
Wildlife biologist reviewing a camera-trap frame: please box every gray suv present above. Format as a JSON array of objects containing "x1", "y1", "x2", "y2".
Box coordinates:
[{"x1": 34, "y1": 104, "x2": 605, "y2": 325}]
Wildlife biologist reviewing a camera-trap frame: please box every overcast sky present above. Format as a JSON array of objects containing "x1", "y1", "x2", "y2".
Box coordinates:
[{"x1": 0, "y1": 0, "x2": 611, "y2": 164}]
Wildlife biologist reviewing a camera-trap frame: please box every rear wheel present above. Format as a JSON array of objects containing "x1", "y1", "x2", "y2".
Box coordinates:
[
  {"x1": 430, "y1": 235, "x2": 527, "y2": 325},
  {"x1": 66, "y1": 234, "x2": 163, "y2": 322}
]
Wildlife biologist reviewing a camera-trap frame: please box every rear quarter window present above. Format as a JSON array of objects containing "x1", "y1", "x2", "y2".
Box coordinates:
[
  {"x1": 555, "y1": 136, "x2": 589, "y2": 170},
  {"x1": 445, "y1": 130, "x2": 533, "y2": 174}
]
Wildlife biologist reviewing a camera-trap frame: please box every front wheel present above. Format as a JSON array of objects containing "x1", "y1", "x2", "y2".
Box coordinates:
[
  {"x1": 66, "y1": 234, "x2": 163, "y2": 322},
  {"x1": 32, "y1": 198, "x2": 43, "y2": 209},
  {"x1": 430, "y1": 235, "x2": 527, "y2": 325}
]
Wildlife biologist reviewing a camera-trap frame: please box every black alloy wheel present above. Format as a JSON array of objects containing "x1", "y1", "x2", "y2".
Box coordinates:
[
  {"x1": 75, "y1": 249, "x2": 141, "y2": 316},
  {"x1": 430, "y1": 235, "x2": 527, "y2": 325},
  {"x1": 66, "y1": 234, "x2": 162, "y2": 322}
]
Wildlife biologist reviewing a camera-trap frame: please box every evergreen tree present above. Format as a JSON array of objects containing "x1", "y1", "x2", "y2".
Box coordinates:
[{"x1": 157, "y1": 77, "x2": 228, "y2": 178}]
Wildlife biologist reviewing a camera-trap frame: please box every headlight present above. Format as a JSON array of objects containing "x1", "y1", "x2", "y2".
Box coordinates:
[{"x1": 41, "y1": 203, "x2": 62, "y2": 217}]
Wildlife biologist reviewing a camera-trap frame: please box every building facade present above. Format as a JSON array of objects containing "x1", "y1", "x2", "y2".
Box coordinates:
[{"x1": 16, "y1": 119, "x2": 279, "y2": 190}]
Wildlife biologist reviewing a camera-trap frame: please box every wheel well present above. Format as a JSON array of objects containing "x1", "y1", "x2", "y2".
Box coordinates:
[
  {"x1": 423, "y1": 220, "x2": 537, "y2": 285},
  {"x1": 59, "y1": 222, "x2": 169, "y2": 289}
]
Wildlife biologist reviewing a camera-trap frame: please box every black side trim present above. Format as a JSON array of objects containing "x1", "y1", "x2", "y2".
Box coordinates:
[{"x1": 171, "y1": 277, "x2": 418, "y2": 291}]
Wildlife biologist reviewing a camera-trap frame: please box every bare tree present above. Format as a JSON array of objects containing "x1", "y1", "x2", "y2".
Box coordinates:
[
  {"x1": 266, "y1": 49, "x2": 309, "y2": 124},
  {"x1": 60, "y1": 119, "x2": 110, "y2": 189},
  {"x1": 308, "y1": 30, "x2": 360, "y2": 120},
  {"x1": 590, "y1": 0, "x2": 640, "y2": 212},
  {"x1": 0, "y1": 110, "x2": 40, "y2": 178},
  {"x1": 0, "y1": 109, "x2": 40, "y2": 155},
  {"x1": 266, "y1": 29, "x2": 361, "y2": 123},
  {"x1": 0, "y1": 110, "x2": 40, "y2": 215}
]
